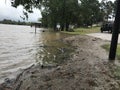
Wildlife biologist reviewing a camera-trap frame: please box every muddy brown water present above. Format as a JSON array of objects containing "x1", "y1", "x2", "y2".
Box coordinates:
[{"x1": 0, "y1": 24, "x2": 72, "y2": 83}]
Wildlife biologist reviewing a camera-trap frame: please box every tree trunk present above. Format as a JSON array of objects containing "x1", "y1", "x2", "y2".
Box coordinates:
[
  {"x1": 61, "y1": 23, "x2": 64, "y2": 31},
  {"x1": 53, "y1": 23, "x2": 57, "y2": 31},
  {"x1": 65, "y1": 22, "x2": 69, "y2": 31}
]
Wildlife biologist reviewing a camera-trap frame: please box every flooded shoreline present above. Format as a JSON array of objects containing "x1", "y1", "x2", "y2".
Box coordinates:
[
  {"x1": 1, "y1": 35, "x2": 119, "y2": 90},
  {"x1": 0, "y1": 24, "x2": 73, "y2": 83}
]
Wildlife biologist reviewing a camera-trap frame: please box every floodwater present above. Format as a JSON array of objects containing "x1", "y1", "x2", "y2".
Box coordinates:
[{"x1": 0, "y1": 24, "x2": 72, "y2": 83}]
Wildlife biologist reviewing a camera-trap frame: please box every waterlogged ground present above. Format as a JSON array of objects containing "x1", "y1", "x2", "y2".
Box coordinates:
[
  {"x1": 0, "y1": 24, "x2": 73, "y2": 83},
  {"x1": 1, "y1": 35, "x2": 120, "y2": 90}
]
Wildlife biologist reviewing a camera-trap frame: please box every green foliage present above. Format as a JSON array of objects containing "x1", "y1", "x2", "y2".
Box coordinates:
[
  {"x1": 11, "y1": 0, "x2": 116, "y2": 31},
  {"x1": 100, "y1": 0, "x2": 115, "y2": 21},
  {"x1": 80, "y1": 0, "x2": 100, "y2": 25},
  {"x1": 41, "y1": 0, "x2": 79, "y2": 31}
]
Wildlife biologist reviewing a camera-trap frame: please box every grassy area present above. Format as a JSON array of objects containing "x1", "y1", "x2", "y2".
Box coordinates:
[
  {"x1": 62, "y1": 26, "x2": 100, "y2": 35},
  {"x1": 102, "y1": 44, "x2": 120, "y2": 60}
]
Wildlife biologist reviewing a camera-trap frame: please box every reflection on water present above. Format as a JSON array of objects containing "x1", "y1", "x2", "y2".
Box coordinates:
[
  {"x1": 0, "y1": 24, "x2": 72, "y2": 83},
  {"x1": 35, "y1": 31, "x2": 73, "y2": 65}
]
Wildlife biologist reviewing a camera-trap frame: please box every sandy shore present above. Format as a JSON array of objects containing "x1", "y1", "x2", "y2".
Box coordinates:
[{"x1": 1, "y1": 35, "x2": 120, "y2": 90}]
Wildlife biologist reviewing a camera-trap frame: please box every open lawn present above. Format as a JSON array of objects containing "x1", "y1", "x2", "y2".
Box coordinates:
[{"x1": 62, "y1": 26, "x2": 100, "y2": 35}]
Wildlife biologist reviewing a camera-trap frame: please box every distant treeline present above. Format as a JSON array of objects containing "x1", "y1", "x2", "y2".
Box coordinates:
[{"x1": 0, "y1": 19, "x2": 31, "y2": 25}]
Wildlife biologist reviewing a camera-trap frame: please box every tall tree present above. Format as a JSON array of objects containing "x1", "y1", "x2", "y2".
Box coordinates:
[
  {"x1": 80, "y1": 0, "x2": 100, "y2": 26},
  {"x1": 11, "y1": 0, "x2": 80, "y2": 31},
  {"x1": 11, "y1": 0, "x2": 104, "y2": 30},
  {"x1": 100, "y1": 0, "x2": 114, "y2": 21}
]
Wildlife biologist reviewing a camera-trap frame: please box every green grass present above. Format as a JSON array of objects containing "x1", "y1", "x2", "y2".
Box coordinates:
[
  {"x1": 62, "y1": 26, "x2": 100, "y2": 35},
  {"x1": 102, "y1": 44, "x2": 120, "y2": 60}
]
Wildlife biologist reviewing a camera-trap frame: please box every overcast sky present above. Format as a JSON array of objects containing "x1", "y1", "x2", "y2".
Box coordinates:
[
  {"x1": 0, "y1": 0, "x2": 41, "y2": 22},
  {"x1": 99, "y1": 0, "x2": 115, "y2": 2},
  {"x1": 0, "y1": 0, "x2": 115, "y2": 22}
]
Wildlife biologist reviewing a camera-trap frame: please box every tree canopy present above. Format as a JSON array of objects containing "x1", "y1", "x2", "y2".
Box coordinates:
[{"x1": 11, "y1": 0, "x2": 116, "y2": 31}]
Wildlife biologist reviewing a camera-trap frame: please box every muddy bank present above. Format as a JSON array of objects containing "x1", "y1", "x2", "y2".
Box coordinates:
[{"x1": 1, "y1": 35, "x2": 120, "y2": 90}]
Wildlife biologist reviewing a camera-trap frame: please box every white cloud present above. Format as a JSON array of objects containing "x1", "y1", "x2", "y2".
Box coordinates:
[
  {"x1": 28, "y1": 8, "x2": 41, "y2": 22},
  {"x1": 0, "y1": 0, "x2": 41, "y2": 22}
]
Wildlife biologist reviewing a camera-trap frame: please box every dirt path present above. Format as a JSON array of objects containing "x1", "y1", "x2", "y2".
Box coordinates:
[
  {"x1": 1, "y1": 35, "x2": 120, "y2": 90},
  {"x1": 87, "y1": 32, "x2": 120, "y2": 43}
]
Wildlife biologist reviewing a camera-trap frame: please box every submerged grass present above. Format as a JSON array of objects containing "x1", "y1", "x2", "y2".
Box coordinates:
[
  {"x1": 62, "y1": 26, "x2": 100, "y2": 35},
  {"x1": 36, "y1": 40, "x2": 74, "y2": 65},
  {"x1": 102, "y1": 44, "x2": 120, "y2": 60}
]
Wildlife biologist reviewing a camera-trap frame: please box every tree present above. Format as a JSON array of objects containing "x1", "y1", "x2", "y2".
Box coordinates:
[
  {"x1": 11, "y1": 0, "x2": 104, "y2": 30},
  {"x1": 64, "y1": 0, "x2": 79, "y2": 31},
  {"x1": 41, "y1": 0, "x2": 79, "y2": 31},
  {"x1": 100, "y1": 0, "x2": 114, "y2": 21},
  {"x1": 80, "y1": 0, "x2": 100, "y2": 26},
  {"x1": 11, "y1": 0, "x2": 80, "y2": 31}
]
